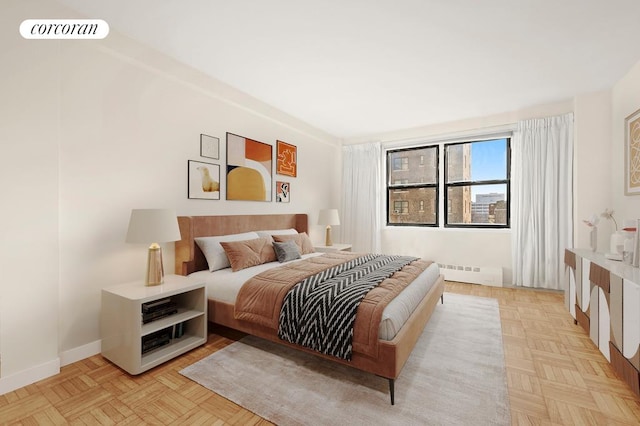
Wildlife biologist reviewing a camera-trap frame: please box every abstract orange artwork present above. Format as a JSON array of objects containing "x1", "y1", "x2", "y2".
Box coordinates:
[
  {"x1": 276, "y1": 140, "x2": 297, "y2": 177},
  {"x1": 226, "y1": 132, "x2": 272, "y2": 201}
]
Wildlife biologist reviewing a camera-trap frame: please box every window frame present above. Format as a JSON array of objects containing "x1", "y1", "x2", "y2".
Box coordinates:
[
  {"x1": 386, "y1": 145, "x2": 439, "y2": 227},
  {"x1": 443, "y1": 138, "x2": 511, "y2": 229}
]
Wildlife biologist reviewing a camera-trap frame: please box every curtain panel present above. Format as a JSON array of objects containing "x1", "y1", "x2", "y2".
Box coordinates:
[
  {"x1": 341, "y1": 142, "x2": 381, "y2": 253},
  {"x1": 511, "y1": 113, "x2": 574, "y2": 290}
]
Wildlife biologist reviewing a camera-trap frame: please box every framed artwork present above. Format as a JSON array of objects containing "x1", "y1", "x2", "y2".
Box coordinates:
[
  {"x1": 625, "y1": 108, "x2": 640, "y2": 195},
  {"x1": 200, "y1": 134, "x2": 220, "y2": 159},
  {"x1": 276, "y1": 140, "x2": 297, "y2": 177},
  {"x1": 276, "y1": 181, "x2": 290, "y2": 203},
  {"x1": 188, "y1": 160, "x2": 220, "y2": 200},
  {"x1": 226, "y1": 132, "x2": 272, "y2": 201}
]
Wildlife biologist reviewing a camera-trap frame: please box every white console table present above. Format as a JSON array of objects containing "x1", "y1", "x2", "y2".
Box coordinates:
[{"x1": 564, "y1": 248, "x2": 640, "y2": 395}]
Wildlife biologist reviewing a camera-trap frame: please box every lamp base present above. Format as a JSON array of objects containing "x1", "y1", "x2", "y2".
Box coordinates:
[
  {"x1": 146, "y1": 245, "x2": 164, "y2": 286},
  {"x1": 325, "y1": 226, "x2": 333, "y2": 246}
]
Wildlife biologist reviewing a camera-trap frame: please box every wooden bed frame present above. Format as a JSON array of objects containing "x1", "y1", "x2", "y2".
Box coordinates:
[{"x1": 174, "y1": 213, "x2": 444, "y2": 404}]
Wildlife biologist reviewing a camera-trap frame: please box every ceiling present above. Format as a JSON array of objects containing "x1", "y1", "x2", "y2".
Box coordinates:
[{"x1": 57, "y1": 0, "x2": 640, "y2": 139}]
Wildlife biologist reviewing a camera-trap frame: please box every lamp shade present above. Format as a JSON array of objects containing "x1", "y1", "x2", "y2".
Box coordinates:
[
  {"x1": 318, "y1": 209, "x2": 340, "y2": 226},
  {"x1": 126, "y1": 209, "x2": 181, "y2": 244}
]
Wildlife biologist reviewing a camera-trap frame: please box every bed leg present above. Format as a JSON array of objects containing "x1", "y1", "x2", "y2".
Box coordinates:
[
  {"x1": 388, "y1": 378, "x2": 395, "y2": 405},
  {"x1": 441, "y1": 293, "x2": 444, "y2": 304}
]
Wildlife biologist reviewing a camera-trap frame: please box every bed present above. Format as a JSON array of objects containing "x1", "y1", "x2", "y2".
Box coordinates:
[{"x1": 174, "y1": 213, "x2": 445, "y2": 404}]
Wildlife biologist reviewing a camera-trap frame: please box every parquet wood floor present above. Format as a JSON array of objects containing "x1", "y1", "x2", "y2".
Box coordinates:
[{"x1": 2, "y1": 282, "x2": 640, "y2": 425}]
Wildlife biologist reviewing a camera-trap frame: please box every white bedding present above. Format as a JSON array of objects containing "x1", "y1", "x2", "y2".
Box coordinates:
[{"x1": 190, "y1": 253, "x2": 441, "y2": 341}]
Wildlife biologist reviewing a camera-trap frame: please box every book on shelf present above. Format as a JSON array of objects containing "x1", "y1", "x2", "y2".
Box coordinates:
[
  {"x1": 173, "y1": 322, "x2": 184, "y2": 339},
  {"x1": 141, "y1": 327, "x2": 173, "y2": 354},
  {"x1": 142, "y1": 302, "x2": 178, "y2": 324},
  {"x1": 142, "y1": 297, "x2": 172, "y2": 313}
]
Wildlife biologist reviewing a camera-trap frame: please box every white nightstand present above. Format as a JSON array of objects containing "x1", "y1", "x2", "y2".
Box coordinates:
[
  {"x1": 314, "y1": 243, "x2": 352, "y2": 253},
  {"x1": 101, "y1": 274, "x2": 206, "y2": 375}
]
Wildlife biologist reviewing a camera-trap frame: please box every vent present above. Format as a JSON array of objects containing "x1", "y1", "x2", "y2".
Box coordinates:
[{"x1": 437, "y1": 263, "x2": 503, "y2": 287}]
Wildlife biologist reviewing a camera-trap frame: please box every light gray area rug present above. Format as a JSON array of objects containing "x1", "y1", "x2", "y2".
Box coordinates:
[{"x1": 180, "y1": 293, "x2": 510, "y2": 425}]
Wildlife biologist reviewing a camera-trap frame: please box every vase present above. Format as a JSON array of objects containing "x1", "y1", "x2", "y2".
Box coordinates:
[
  {"x1": 590, "y1": 227, "x2": 597, "y2": 252},
  {"x1": 610, "y1": 231, "x2": 626, "y2": 255}
]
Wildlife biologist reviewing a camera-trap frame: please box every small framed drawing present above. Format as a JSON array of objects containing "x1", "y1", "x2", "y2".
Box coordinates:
[
  {"x1": 188, "y1": 160, "x2": 220, "y2": 200},
  {"x1": 276, "y1": 140, "x2": 297, "y2": 177},
  {"x1": 625, "y1": 108, "x2": 640, "y2": 195},
  {"x1": 276, "y1": 181, "x2": 290, "y2": 203},
  {"x1": 200, "y1": 134, "x2": 220, "y2": 160}
]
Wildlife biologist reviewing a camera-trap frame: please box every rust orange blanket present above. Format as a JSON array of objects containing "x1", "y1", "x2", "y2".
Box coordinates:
[{"x1": 234, "y1": 252, "x2": 432, "y2": 358}]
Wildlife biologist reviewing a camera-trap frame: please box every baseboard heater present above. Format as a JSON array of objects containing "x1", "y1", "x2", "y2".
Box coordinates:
[{"x1": 437, "y1": 263, "x2": 503, "y2": 287}]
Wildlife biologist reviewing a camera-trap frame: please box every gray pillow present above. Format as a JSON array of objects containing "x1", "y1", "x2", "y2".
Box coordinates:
[{"x1": 273, "y1": 240, "x2": 302, "y2": 263}]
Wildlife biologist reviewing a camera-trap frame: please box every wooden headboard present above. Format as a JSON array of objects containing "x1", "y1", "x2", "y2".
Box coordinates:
[{"x1": 175, "y1": 214, "x2": 308, "y2": 275}]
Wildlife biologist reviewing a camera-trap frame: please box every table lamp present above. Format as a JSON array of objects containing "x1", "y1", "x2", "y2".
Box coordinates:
[
  {"x1": 318, "y1": 209, "x2": 340, "y2": 246},
  {"x1": 126, "y1": 209, "x2": 181, "y2": 286}
]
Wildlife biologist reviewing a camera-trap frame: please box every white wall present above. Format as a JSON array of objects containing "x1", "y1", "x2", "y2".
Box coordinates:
[
  {"x1": 573, "y1": 90, "x2": 613, "y2": 250},
  {"x1": 0, "y1": 0, "x2": 66, "y2": 391},
  {"x1": 1, "y1": 0, "x2": 341, "y2": 393},
  {"x1": 612, "y1": 60, "x2": 640, "y2": 224}
]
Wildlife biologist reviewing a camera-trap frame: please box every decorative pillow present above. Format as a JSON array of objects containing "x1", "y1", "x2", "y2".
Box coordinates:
[
  {"x1": 220, "y1": 237, "x2": 277, "y2": 272},
  {"x1": 255, "y1": 228, "x2": 298, "y2": 241},
  {"x1": 272, "y1": 232, "x2": 315, "y2": 254},
  {"x1": 273, "y1": 240, "x2": 302, "y2": 263},
  {"x1": 195, "y1": 232, "x2": 260, "y2": 271}
]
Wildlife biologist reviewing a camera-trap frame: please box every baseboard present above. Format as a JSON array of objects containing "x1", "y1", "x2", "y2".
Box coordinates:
[
  {"x1": 60, "y1": 339, "x2": 102, "y2": 367},
  {"x1": 0, "y1": 340, "x2": 102, "y2": 396},
  {"x1": 0, "y1": 358, "x2": 60, "y2": 395}
]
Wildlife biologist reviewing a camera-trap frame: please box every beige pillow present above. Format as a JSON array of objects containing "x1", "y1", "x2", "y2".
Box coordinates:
[
  {"x1": 220, "y1": 237, "x2": 277, "y2": 272},
  {"x1": 195, "y1": 231, "x2": 260, "y2": 271},
  {"x1": 255, "y1": 228, "x2": 298, "y2": 241},
  {"x1": 272, "y1": 232, "x2": 315, "y2": 255}
]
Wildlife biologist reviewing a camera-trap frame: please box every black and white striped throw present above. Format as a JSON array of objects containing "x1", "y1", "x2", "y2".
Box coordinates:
[{"x1": 277, "y1": 254, "x2": 418, "y2": 360}]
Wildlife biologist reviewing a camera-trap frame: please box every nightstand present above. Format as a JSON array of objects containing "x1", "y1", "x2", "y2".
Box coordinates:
[
  {"x1": 101, "y1": 274, "x2": 206, "y2": 375},
  {"x1": 314, "y1": 243, "x2": 352, "y2": 253}
]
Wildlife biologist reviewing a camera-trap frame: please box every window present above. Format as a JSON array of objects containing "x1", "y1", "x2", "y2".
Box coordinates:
[
  {"x1": 444, "y1": 138, "x2": 510, "y2": 227},
  {"x1": 385, "y1": 137, "x2": 511, "y2": 228},
  {"x1": 393, "y1": 157, "x2": 409, "y2": 171},
  {"x1": 393, "y1": 200, "x2": 409, "y2": 214},
  {"x1": 387, "y1": 146, "x2": 438, "y2": 226}
]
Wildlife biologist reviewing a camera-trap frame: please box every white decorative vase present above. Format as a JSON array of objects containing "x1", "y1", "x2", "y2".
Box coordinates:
[
  {"x1": 590, "y1": 227, "x2": 597, "y2": 252},
  {"x1": 610, "y1": 231, "x2": 626, "y2": 255}
]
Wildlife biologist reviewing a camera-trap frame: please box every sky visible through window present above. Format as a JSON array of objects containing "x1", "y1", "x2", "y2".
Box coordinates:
[{"x1": 470, "y1": 138, "x2": 507, "y2": 202}]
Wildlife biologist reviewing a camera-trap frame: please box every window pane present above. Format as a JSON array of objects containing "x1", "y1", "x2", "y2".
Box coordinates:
[
  {"x1": 388, "y1": 147, "x2": 437, "y2": 185},
  {"x1": 446, "y1": 139, "x2": 507, "y2": 183},
  {"x1": 388, "y1": 187, "x2": 437, "y2": 225},
  {"x1": 447, "y1": 184, "x2": 508, "y2": 225}
]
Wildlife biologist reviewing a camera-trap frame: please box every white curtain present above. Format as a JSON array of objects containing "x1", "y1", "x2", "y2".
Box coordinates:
[
  {"x1": 341, "y1": 142, "x2": 381, "y2": 253},
  {"x1": 511, "y1": 113, "x2": 573, "y2": 290}
]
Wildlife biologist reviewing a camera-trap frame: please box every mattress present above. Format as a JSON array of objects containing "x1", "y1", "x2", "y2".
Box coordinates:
[{"x1": 190, "y1": 252, "x2": 440, "y2": 341}]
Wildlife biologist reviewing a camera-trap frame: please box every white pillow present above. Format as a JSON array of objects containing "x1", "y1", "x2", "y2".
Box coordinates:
[
  {"x1": 255, "y1": 228, "x2": 298, "y2": 241},
  {"x1": 195, "y1": 232, "x2": 260, "y2": 271}
]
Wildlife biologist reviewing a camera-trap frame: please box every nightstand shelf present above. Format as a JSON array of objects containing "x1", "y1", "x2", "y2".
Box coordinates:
[
  {"x1": 101, "y1": 274, "x2": 206, "y2": 375},
  {"x1": 141, "y1": 333, "x2": 204, "y2": 368}
]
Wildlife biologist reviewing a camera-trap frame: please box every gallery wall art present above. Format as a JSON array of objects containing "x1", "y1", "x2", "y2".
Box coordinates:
[
  {"x1": 188, "y1": 160, "x2": 220, "y2": 200},
  {"x1": 226, "y1": 132, "x2": 272, "y2": 201},
  {"x1": 276, "y1": 181, "x2": 290, "y2": 203},
  {"x1": 200, "y1": 134, "x2": 220, "y2": 159},
  {"x1": 276, "y1": 140, "x2": 297, "y2": 177},
  {"x1": 625, "y1": 108, "x2": 640, "y2": 195}
]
